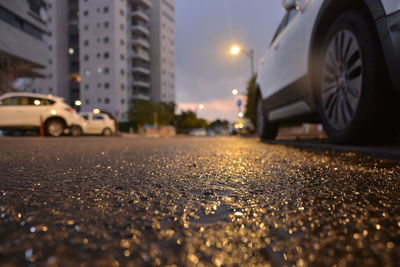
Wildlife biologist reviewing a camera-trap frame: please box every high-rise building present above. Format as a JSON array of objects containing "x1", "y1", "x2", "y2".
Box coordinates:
[
  {"x1": 28, "y1": 0, "x2": 175, "y2": 122},
  {"x1": 0, "y1": 0, "x2": 48, "y2": 93},
  {"x1": 150, "y1": 0, "x2": 176, "y2": 104}
]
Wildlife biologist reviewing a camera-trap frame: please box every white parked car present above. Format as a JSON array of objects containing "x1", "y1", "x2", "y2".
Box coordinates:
[
  {"x1": 256, "y1": 0, "x2": 400, "y2": 144},
  {"x1": 79, "y1": 112, "x2": 116, "y2": 136},
  {"x1": 0, "y1": 92, "x2": 83, "y2": 136}
]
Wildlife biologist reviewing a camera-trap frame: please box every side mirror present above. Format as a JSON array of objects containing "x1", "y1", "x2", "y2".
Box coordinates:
[{"x1": 282, "y1": 0, "x2": 298, "y2": 10}]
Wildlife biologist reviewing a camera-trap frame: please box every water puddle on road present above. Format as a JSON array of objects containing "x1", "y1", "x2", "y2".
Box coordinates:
[{"x1": 190, "y1": 203, "x2": 235, "y2": 225}]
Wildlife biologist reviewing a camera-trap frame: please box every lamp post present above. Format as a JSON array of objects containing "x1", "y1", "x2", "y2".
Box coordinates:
[{"x1": 230, "y1": 44, "x2": 255, "y2": 77}]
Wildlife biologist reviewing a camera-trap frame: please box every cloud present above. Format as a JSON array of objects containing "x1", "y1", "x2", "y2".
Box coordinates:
[{"x1": 178, "y1": 95, "x2": 246, "y2": 122}]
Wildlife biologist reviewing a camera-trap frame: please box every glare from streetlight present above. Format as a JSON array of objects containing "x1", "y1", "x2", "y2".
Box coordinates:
[
  {"x1": 75, "y1": 100, "x2": 82, "y2": 106},
  {"x1": 198, "y1": 104, "x2": 205, "y2": 110},
  {"x1": 238, "y1": 112, "x2": 244, "y2": 118},
  {"x1": 230, "y1": 44, "x2": 241, "y2": 55},
  {"x1": 232, "y1": 89, "x2": 239, "y2": 96}
]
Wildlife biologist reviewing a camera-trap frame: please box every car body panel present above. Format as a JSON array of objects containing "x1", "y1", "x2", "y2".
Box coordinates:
[
  {"x1": 257, "y1": 0, "x2": 400, "y2": 124},
  {"x1": 0, "y1": 93, "x2": 82, "y2": 130},
  {"x1": 381, "y1": 0, "x2": 400, "y2": 15},
  {"x1": 80, "y1": 112, "x2": 116, "y2": 135}
]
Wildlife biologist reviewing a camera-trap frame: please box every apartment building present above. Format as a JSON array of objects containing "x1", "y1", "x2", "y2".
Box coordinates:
[
  {"x1": 29, "y1": 0, "x2": 175, "y2": 122},
  {"x1": 0, "y1": 0, "x2": 48, "y2": 92},
  {"x1": 150, "y1": 0, "x2": 176, "y2": 103}
]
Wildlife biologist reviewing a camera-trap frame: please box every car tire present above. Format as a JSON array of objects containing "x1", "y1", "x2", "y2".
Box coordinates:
[
  {"x1": 102, "y1": 128, "x2": 112, "y2": 136},
  {"x1": 70, "y1": 126, "x2": 82, "y2": 137},
  {"x1": 45, "y1": 119, "x2": 65, "y2": 137},
  {"x1": 316, "y1": 10, "x2": 399, "y2": 144},
  {"x1": 256, "y1": 93, "x2": 278, "y2": 140}
]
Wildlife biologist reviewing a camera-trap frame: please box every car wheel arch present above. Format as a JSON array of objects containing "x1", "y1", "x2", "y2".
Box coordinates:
[{"x1": 45, "y1": 116, "x2": 67, "y2": 127}]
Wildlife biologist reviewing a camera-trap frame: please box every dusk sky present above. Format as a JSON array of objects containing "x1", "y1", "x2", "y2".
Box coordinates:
[{"x1": 175, "y1": 0, "x2": 284, "y2": 122}]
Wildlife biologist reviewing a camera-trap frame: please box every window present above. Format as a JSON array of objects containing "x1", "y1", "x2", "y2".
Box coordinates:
[
  {"x1": 85, "y1": 99, "x2": 89, "y2": 105},
  {"x1": 93, "y1": 114, "x2": 104, "y2": 120},
  {"x1": 104, "y1": 21, "x2": 109, "y2": 28},
  {"x1": 82, "y1": 114, "x2": 89, "y2": 120},
  {"x1": 270, "y1": 9, "x2": 299, "y2": 46},
  {"x1": 104, "y1": 52, "x2": 109, "y2": 58},
  {"x1": 121, "y1": 99, "x2": 125, "y2": 104},
  {"x1": 104, "y1": 67, "x2": 110, "y2": 74},
  {"x1": 104, "y1": 83, "x2": 110, "y2": 89},
  {"x1": 120, "y1": 54, "x2": 125, "y2": 60},
  {"x1": 84, "y1": 55, "x2": 89, "y2": 61},
  {"x1": 120, "y1": 69, "x2": 125, "y2": 75},
  {"x1": 120, "y1": 10, "x2": 124, "y2": 16},
  {"x1": 85, "y1": 84, "x2": 90, "y2": 90},
  {"x1": 103, "y1": 7, "x2": 109, "y2": 13},
  {"x1": 83, "y1": 10, "x2": 88, "y2": 16},
  {"x1": 104, "y1": 98, "x2": 110, "y2": 104},
  {"x1": 1, "y1": 97, "x2": 20, "y2": 105},
  {"x1": 84, "y1": 40, "x2": 89, "y2": 46},
  {"x1": 104, "y1": 37, "x2": 109, "y2": 43},
  {"x1": 84, "y1": 25, "x2": 89, "y2": 31},
  {"x1": 120, "y1": 39, "x2": 124, "y2": 45}
]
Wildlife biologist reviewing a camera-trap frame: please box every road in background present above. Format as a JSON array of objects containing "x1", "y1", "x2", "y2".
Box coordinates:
[{"x1": 0, "y1": 137, "x2": 399, "y2": 266}]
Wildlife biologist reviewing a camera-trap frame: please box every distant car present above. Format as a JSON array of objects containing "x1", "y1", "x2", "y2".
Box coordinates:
[
  {"x1": 189, "y1": 128, "x2": 208, "y2": 136},
  {"x1": 79, "y1": 112, "x2": 116, "y2": 136},
  {"x1": 256, "y1": 0, "x2": 400, "y2": 144},
  {"x1": 0, "y1": 92, "x2": 83, "y2": 137}
]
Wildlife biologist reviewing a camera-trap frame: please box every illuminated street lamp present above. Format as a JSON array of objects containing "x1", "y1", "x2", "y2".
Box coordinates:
[
  {"x1": 198, "y1": 104, "x2": 205, "y2": 110},
  {"x1": 229, "y1": 44, "x2": 255, "y2": 76},
  {"x1": 93, "y1": 108, "x2": 100, "y2": 114},
  {"x1": 232, "y1": 89, "x2": 239, "y2": 96},
  {"x1": 238, "y1": 112, "x2": 244, "y2": 118},
  {"x1": 74, "y1": 100, "x2": 82, "y2": 107}
]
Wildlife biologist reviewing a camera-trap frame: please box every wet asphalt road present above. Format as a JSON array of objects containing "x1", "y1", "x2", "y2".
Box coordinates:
[{"x1": 0, "y1": 136, "x2": 399, "y2": 266}]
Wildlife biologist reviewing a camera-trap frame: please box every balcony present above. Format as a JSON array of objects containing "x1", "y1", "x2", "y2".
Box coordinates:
[
  {"x1": 131, "y1": 49, "x2": 150, "y2": 61},
  {"x1": 131, "y1": 0, "x2": 152, "y2": 8},
  {"x1": 132, "y1": 66, "x2": 150, "y2": 75},
  {"x1": 131, "y1": 9, "x2": 149, "y2": 21},
  {"x1": 132, "y1": 93, "x2": 150, "y2": 101},
  {"x1": 131, "y1": 24, "x2": 150, "y2": 36},
  {"x1": 132, "y1": 80, "x2": 150, "y2": 88},
  {"x1": 132, "y1": 38, "x2": 150, "y2": 50}
]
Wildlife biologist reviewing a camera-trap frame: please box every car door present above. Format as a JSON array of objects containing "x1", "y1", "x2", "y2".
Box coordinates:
[
  {"x1": 18, "y1": 97, "x2": 52, "y2": 126},
  {"x1": 260, "y1": 8, "x2": 307, "y2": 100},
  {"x1": 91, "y1": 114, "x2": 105, "y2": 134},
  {"x1": 0, "y1": 96, "x2": 22, "y2": 127}
]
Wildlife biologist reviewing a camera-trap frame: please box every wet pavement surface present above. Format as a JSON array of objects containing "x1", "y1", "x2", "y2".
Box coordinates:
[{"x1": 0, "y1": 136, "x2": 399, "y2": 266}]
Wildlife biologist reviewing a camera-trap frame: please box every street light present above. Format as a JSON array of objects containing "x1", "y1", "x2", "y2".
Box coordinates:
[
  {"x1": 198, "y1": 104, "x2": 205, "y2": 110},
  {"x1": 230, "y1": 44, "x2": 241, "y2": 55},
  {"x1": 74, "y1": 100, "x2": 82, "y2": 107},
  {"x1": 238, "y1": 112, "x2": 244, "y2": 118},
  {"x1": 229, "y1": 44, "x2": 255, "y2": 77},
  {"x1": 232, "y1": 89, "x2": 239, "y2": 96}
]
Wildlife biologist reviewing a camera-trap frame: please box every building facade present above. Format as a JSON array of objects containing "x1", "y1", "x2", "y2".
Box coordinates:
[
  {"x1": 29, "y1": 0, "x2": 175, "y2": 122},
  {"x1": 150, "y1": 0, "x2": 176, "y2": 104},
  {"x1": 0, "y1": 0, "x2": 49, "y2": 93}
]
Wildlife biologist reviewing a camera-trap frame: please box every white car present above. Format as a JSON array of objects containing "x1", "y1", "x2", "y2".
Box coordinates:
[
  {"x1": 256, "y1": 0, "x2": 400, "y2": 144},
  {"x1": 79, "y1": 112, "x2": 116, "y2": 136},
  {"x1": 0, "y1": 92, "x2": 83, "y2": 137}
]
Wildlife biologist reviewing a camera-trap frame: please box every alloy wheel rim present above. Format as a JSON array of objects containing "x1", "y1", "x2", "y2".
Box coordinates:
[
  {"x1": 321, "y1": 30, "x2": 363, "y2": 130},
  {"x1": 48, "y1": 122, "x2": 63, "y2": 136}
]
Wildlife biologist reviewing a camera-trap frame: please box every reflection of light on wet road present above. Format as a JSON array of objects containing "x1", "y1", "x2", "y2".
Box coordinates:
[{"x1": 0, "y1": 137, "x2": 399, "y2": 266}]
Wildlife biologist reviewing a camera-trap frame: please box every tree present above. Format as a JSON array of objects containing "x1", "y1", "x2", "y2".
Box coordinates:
[
  {"x1": 128, "y1": 99, "x2": 176, "y2": 128},
  {"x1": 174, "y1": 111, "x2": 208, "y2": 133},
  {"x1": 244, "y1": 74, "x2": 257, "y2": 126}
]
